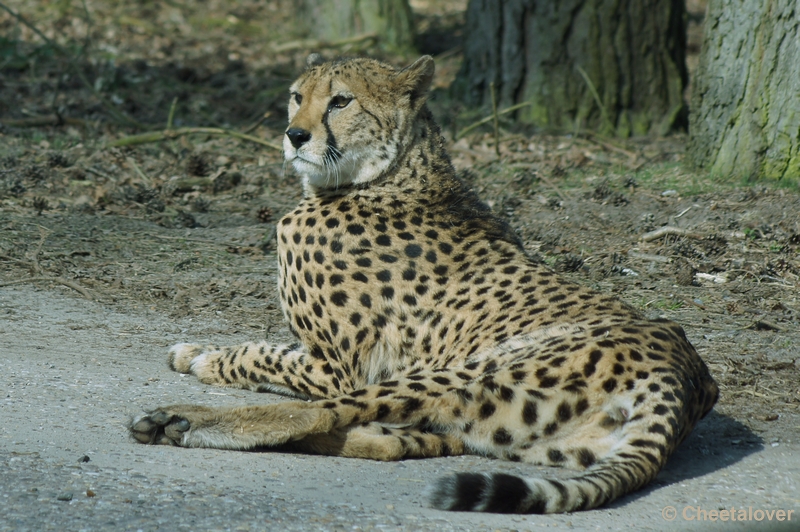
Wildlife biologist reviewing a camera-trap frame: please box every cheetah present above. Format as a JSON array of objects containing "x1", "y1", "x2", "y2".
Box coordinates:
[{"x1": 130, "y1": 55, "x2": 719, "y2": 514}]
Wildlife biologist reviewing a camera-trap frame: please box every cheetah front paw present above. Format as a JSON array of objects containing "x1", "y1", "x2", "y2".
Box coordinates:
[{"x1": 129, "y1": 405, "x2": 212, "y2": 446}]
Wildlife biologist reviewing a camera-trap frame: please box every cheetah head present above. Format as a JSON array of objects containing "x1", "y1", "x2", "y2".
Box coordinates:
[{"x1": 284, "y1": 55, "x2": 435, "y2": 194}]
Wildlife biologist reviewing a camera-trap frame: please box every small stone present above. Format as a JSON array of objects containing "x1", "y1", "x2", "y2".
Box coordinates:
[
  {"x1": 57, "y1": 492, "x2": 73, "y2": 501},
  {"x1": 78, "y1": 455, "x2": 90, "y2": 463}
]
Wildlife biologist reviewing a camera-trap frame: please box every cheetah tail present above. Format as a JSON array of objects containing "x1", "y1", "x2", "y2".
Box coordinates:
[{"x1": 426, "y1": 450, "x2": 658, "y2": 514}]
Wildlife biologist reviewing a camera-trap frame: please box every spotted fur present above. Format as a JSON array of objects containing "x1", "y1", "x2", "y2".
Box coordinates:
[{"x1": 130, "y1": 55, "x2": 719, "y2": 514}]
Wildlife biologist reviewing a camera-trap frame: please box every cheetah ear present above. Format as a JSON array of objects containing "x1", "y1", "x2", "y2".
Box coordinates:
[
  {"x1": 395, "y1": 55, "x2": 435, "y2": 107},
  {"x1": 306, "y1": 53, "x2": 325, "y2": 68}
]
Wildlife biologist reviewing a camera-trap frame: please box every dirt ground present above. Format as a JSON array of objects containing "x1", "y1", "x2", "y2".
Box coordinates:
[{"x1": 1, "y1": 0, "x2": 799, "y2": 529}]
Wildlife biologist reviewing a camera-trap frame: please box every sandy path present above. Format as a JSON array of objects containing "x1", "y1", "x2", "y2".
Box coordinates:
[{"x1": 1, "y1": 286, "x2": 797, "y2": 531}]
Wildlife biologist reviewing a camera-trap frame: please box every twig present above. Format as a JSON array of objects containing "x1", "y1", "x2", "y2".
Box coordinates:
[
  {"x1": 271, "y1": 32, "x2": 378, "y2": 53},
  {"x1": 84, "y1": 166, "x2": 113, "y2": 180},
  {"x1": 166, "y1": 97, "x2": 178, "y2": 130},
  {"x1": 127, "y1": 157, "x2": 152, "y2": 186},
  {"x1": 0, "y1": 1, "x2": 146, "y2": 129},
  {"x1": 576, "y1": 65, "x2": 614, "y2": 134},
  {"x1": 0, "y1": 114, "x2": 93, "y2": 128},
  {"x1": 456, "y1": 102, "x2": 533, "y2": 139},
  {"x1": 640, "y1": 226, "x2": 702, "y2": 242},
  {"x1": 490, "y1": 82, "x2": 500, "y2": 157},
  {"x1": 627, "y1": 250, "x2": 671, "y2": 263},
  {"x1": 0, "y1": 276, "x2": 94, "y2": 299},
  {"x1": 136, "y1": 232, "x2": 221, "y2": 245},
  {"x1": 108, "y1": 127, "x2": 282, "y2": 151},
  {"x1": 242, "y1": 111, "x2": 271, "y2": 134},
  {"x1": 433, "y1": 46, "x2": 462, "y2": 62},
  {"x1": 580, "y1": 131, "x2": 637, "y2": 159}
]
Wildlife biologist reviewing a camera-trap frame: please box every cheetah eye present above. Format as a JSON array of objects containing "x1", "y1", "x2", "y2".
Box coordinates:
[
  {"x1": 328, "y1": 95, "x2": 353, "y2": 110},
  {"x1": 291, "y1": 92, "x2": 303, "y2": 105}
]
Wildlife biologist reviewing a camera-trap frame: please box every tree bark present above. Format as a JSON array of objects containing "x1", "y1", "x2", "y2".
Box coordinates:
[
  {"x1": 297, "y1": 0, "x2": 415, "y2": 52},
  {"x1": 689, "y1": 0, "x2": 800, "y2": 180},
  {"x1": 453, "y1": 0, "x2": 687, "y2": 137}
]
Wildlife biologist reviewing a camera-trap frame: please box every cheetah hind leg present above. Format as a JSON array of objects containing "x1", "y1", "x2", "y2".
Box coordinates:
[{"x1": 286, "y1": 423, "x2": 465, "y2": 461}]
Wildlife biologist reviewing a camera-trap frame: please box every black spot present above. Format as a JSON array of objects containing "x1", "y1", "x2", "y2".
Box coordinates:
[
  {"x1": 352, "y1": 272, "x2": 368, "y2": 283},
  {"x1": 575, "y1": 397, "x2": 589, "y2": 416},
  {"x1": 556, "y1": 402, "x2": 572, "y2": 422},
  {"x1": 346, "y1": 224, "x2": 365, "y2": 235},
  {"x1": 602, "y1": 378, "x2": 617, "y2": 392},
  {"x1": 522, "y1": 400, "x2": 538, "y2": 425},
  {"x1": 355, "y1": 257, "x2": 372, "y2": 268},
  {"x1": 548, "y1": 449, "x2": 566, "y2": 463},
  {"x1": 479, "y1": 402, "x2": 496, "y2": 419},
  {"x1": 325, "y1": 218, "x2": 340, "y2": 228},
  {"x1": 404, "y1": 244, "x2": 423, "y2": 258},
  {"x1": 359, "y1": 293, "x2": 372, "y2": 308},
  {"x1": 331, "y1": 291, "x2": 348, "y2": 306},
  {"x1": 376, "y1": 270, "x2": 392, "y2": 282},
  {"x1": 498, "y1": 386, "x2": 515, "y2": 402},
  {"x1": 493, "y1": 428, "x2": 513, "y2": 445},
  {"x1": 403, "y1": 294, "x2": 417, "y2": 306},
  {"x1": 376, "y1": 234, "x2": 391, "y2": 246},
  {"x1": 349, "y1": 313, "x2": 361, "y2": 326},
  {"x1": 402, "y1": 397, "x2": 423, "y2": 417},
  {"x1": 576, "y1": 448, "x2": 596, "y2": 467},
  {"x1": 381, "y1": 286, "x2": 395, "y2": 299},
  {"x1": 583, "y1": 350, "x2": 603, "y2": 377},
  {"x1": 539, "y1": 376, "x2": 559, "y2": 388}
]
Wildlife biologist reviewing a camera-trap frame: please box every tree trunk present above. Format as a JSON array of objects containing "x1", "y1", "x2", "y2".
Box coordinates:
[
  {"x1": 453, "y1": 0, "x2": 687, "y2": 137},
  {"x1": 689, "y1": 0, "x2": 800, "y2": 180},
  {"x1": 298, "y1": 0, "x2": 415, "y2": 52}
]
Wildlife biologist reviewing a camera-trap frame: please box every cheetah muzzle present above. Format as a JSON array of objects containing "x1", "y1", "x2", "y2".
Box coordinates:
[{"x1": 129, "y1": 54, "x2": 719, "y2": 514}]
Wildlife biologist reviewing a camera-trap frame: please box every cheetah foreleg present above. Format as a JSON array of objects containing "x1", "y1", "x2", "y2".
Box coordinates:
[{"x1": 129, "y1": 402, "x2": 335, "y2": 449}]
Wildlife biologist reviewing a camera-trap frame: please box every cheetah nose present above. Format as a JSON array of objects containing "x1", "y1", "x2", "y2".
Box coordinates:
[{"x1": 286, "y1": 128, "x2": 312, "y2": 149}]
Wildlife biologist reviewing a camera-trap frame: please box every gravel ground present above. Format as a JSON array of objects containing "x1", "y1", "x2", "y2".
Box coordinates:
[{"x1": 1, "y1": 286, "x2": 798, "y2": 531}]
